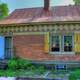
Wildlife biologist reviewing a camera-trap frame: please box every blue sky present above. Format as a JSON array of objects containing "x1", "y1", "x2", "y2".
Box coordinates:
[{"x1": 1, "y1": 0, "x2": 74, "y2": 13}]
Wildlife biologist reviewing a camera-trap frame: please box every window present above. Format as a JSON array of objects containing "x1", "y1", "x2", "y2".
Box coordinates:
[
  {"x1": 50, "y1": 33, "x2": 73, "y2": 53},
  {"x1": 51, "y1": 35, "x2": 60, "y2": 52},
  {"x1": 64, "y1": 36, "x2": 72, "y2": 52}
]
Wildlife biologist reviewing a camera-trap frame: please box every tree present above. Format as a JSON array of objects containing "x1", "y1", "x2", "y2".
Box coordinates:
[
  {"x1": 73, "y1": 0, "x2": 80, "y2": 5},
  {"x1": 0, "y1": 3, "x2": 9, "y2": 19}
]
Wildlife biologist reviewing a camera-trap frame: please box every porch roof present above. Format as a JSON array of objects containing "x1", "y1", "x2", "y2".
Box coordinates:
[{"x1": 0, "y1": 5, "x2": 80, "y2": 25}]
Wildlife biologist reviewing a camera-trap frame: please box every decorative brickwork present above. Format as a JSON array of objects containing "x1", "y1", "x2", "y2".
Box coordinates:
[{"x1": 0, "y1": 24, "x2": 80, "y2": 34}]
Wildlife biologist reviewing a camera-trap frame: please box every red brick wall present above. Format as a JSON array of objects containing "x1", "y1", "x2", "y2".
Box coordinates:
[
  {"x1": 13, "y1": 34, "x2": 80, "y2": 61},
  {"x1": 13, "y1": 35, "x2": 54, "y2": 60}
]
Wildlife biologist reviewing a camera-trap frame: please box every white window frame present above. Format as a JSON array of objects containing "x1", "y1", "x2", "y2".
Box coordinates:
[
  {"x1": 50, "y1": 33, "x2": 62, "y2": 54},
  {"x1": 50, "y1": 33, "x2": 75, "y2": 55}
]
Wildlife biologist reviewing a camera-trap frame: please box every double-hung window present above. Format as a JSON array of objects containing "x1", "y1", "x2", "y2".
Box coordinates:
[{"x1": 50, "y1": 33, "x2": 73, "y2": 54}]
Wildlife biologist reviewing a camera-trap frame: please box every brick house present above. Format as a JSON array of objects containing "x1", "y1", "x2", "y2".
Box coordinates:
[{"x1": 0, "y1": 0, "x2": 80, "y2": 67}]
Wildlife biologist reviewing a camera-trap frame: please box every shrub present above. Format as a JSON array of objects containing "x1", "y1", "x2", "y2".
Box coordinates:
[
  {"x1": 17, "y1": 59, "x2": 32, "y2": 69},
  {"x1": 29, "y1": 65, "x2": 36, "y2": 71},
  {"x1": 69, "y1": 74, "x2": 76, "y2": 80},
  {"x1": 8, "y1": 58, "x2": 37, "y2": 71},
  {"x1": 36, "y1": 66, "x2": 45, "y2": 74},
  {"x1": 69, "y1": 69, "x2": 80, "y2": 80},
  {"x1": 7, "y1": 59, "x2": 18, "y2": 70},
  {"x1": 0, "y1": 70, "x2": 16, "y2": 77},
  {"x1": 0, "y1": 70, "x2": 5, "y2": 76},
  {"x1": 5, "y1": 69, "x2": 16, "y2": 77}
]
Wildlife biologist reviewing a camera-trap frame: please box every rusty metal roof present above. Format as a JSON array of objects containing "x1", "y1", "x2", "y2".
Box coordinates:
[{"x1": 0, "y1": 5, "x2": 80, "y2": 25}]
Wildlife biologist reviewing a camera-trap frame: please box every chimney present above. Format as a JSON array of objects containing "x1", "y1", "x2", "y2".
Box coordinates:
[{"x1": 44, "y1": 0, "x2": 50, "y2": 11}]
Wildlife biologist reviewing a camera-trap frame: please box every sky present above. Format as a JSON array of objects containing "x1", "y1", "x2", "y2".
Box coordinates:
[{"x1": 1, "y1": 0, "x2": 74, "y2": 13}]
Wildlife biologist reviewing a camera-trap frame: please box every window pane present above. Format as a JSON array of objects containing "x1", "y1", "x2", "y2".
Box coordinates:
[
  {"x1": 51, "y1": 35, "x2": 60, "y2": 52},
  {"x1": 64, "y1": 36, "x2": 72, "y2": 52}
]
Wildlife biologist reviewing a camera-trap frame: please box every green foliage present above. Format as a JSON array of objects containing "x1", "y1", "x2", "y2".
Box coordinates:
[
  {"x1": 5, "y1": 70, "x2": 16, "y2": 77},
  {"x1": 5, "y1": 58, "x2": 46, "y2": 76},
  {"x1": 17, "y1": 59, "x2": 32, "y2": 69},
  {"x1": 29, "y1": 65, "x2": 36, "y2": 71},
  {"x1": 0, "y1": 70, "x2": 5, "y2": 76},
  {"x1": 69, "y1": 69, "x2": 80, "y2": 80},
  {"x1": 69, "y1": 74, "x2": 76, "y2": 80},
  {"x1": 0, "y1": 70, "x2": 16, "y2": 77},
  {"x1": 7, "y1": 58, "x2": 32, "y2": 70},
  {"x1": 38, "y1": 66, "x2": 45, "y2": 74},
  {"x1": 36, "y1": 66, "x2": 45, "y2": 74},
  {"x1": 0, "y1": 58, "x2": 47, "y2": 77},
  {"x1": 7, "y1": 59, "x2": 18, "y2": 70},
  {"x1": 73, "y1": 0, "x2": 80, "y2": 5},
  {"x1": 0, "y1": 3, "x2": 9, "y2": 19}
]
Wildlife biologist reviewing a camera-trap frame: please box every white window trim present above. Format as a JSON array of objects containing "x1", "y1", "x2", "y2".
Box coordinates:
[{"x1": 50, "y1": 33, "x2": 75, "y2": 55}]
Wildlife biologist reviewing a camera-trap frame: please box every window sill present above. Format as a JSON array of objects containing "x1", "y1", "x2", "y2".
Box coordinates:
[{"x1": 50, "y1": 52, "x2": 75, "y2": 55}]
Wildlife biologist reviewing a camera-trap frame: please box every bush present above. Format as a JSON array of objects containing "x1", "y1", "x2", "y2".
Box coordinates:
[
  {"x1": 7, "y1": 59, "x2": 18, "y2": 70},
  {"x1": 5, "y1": 69, "x2": 16, "y2": 77},
  {"x1": 0, "y1": 70, "x2": 5, "y2": 76},
  {"x1": 29, "y1": 65, "x2": 36, "y2": 71},
  {"x1": 69, "y1": 74, "x2": 76, "y2": 80},
  {"x1": 36, "y1": 66, "x2": 45, "y2": 74},
  {"x1": 0, "y1": 70, "x2": 16, "y2": 77},
  {"x1": 7, "y1": 58, "x2": 32, "y2": 70},
  {"x1": 69, "y1": 69, "x2": 80, "y2": 80},
  {"x1": 17, "y1": 59, "x2": 32, "y2": 69}
]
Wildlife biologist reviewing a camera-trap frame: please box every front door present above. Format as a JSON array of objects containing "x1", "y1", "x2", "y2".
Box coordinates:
[{"x1": 5, "y1": 36, "x2": 12, "y2": 59}]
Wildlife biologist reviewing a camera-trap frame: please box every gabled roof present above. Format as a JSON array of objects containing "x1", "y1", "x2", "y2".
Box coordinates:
[{"x1": 0, "y1": 5, "x2": 80, "y2": 25}]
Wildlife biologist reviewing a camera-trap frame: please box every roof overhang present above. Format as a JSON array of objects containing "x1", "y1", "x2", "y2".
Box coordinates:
[{"x1": 0, "y1": 21, "x2": 80, "y2": 27}]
